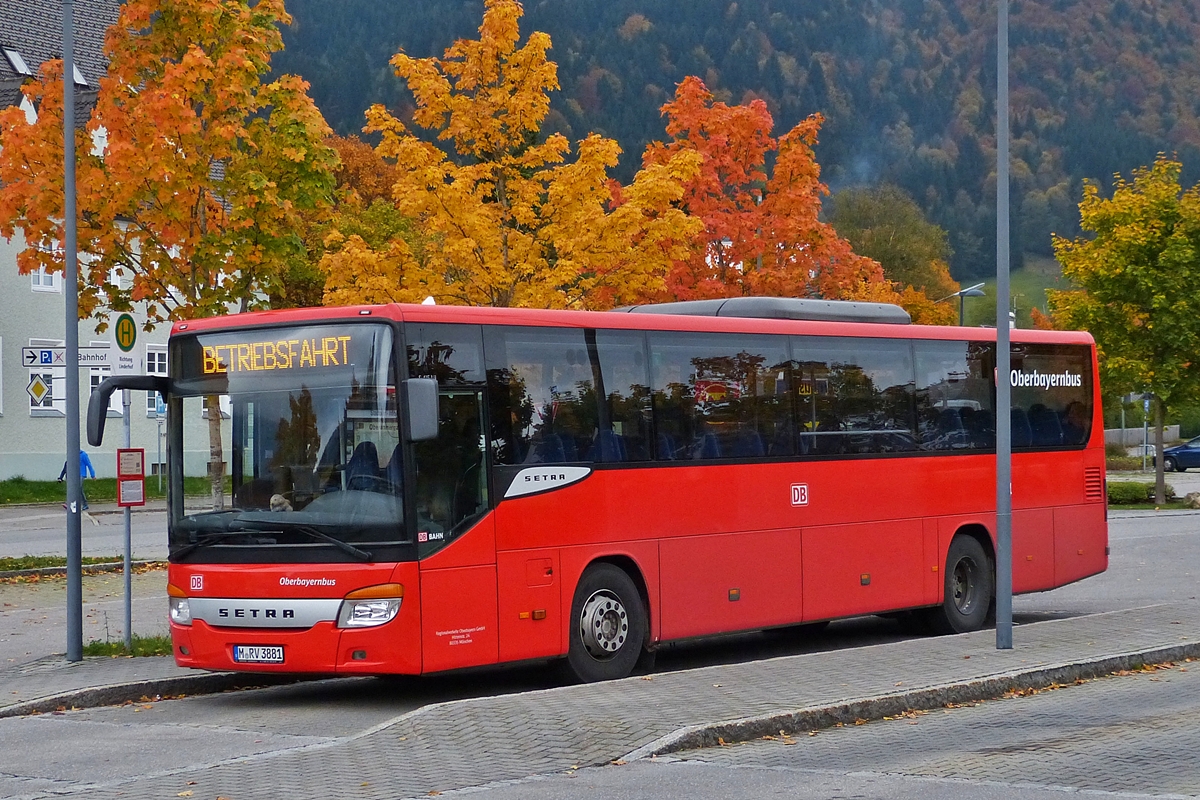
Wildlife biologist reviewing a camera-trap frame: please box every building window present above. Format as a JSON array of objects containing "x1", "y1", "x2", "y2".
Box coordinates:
[
  {"x1": 91, "y1": 367, "x2": 123, "y2": 417},
  {"x1": 146, "y1": 345, "x2": 168, "y2": 415},
  {"x1": 201, "y1": 394, "x2": 231, "y2": 419},
  {"x1": 31, "y1": 266, "x2": 61, "y2": 293},
  {"x1": 28, "y1": 338, "x2": 66, "y2": 416}
]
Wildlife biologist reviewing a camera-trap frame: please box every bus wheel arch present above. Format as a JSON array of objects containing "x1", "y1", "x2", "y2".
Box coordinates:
[
  {"x1": 564, "y1": 559, "x2": 651, "y2": 682},
  {"x1": 926, "y1": 526, "x2": 995, "y2": 635}
]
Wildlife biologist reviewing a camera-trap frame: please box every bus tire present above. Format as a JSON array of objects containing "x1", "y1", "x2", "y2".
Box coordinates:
[
  {"x1": 926, "y1": 535, "x2": 994, "y2": 635},
  {"x1": 565, "y1": 564, "x2": 647, "y2": 683}
]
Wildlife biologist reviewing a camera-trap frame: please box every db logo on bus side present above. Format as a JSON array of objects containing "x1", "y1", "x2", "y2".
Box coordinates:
[{"x1": 791, "y1": 484, "x2": 809, "y2": 506}]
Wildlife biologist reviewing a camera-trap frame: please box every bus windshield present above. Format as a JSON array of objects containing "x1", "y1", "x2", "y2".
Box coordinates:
[{"x1": 168, "y1": 323, "x2": 408, "y2": 562}]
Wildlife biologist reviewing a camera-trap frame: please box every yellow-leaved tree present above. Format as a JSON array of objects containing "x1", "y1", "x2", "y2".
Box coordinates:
[{"x1": 321, "y1": 0, "x2": 701, "y2": 309}]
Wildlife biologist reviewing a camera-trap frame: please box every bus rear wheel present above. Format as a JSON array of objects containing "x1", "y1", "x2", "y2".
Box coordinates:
[
  {"x1": 925, "y1": 535, "x2": 994, "y2": 635},
  {"x1": 565, "y1": 564, "x2": 647, "y2": 683}
]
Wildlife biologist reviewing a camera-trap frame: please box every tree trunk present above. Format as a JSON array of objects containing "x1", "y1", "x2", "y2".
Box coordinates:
[
  {"x1": 207, "y1": 394, "x2": 225, "y2": 511},
  {"x1": 1154, "y1": 395, "x2": 1166, "y2": 505}
]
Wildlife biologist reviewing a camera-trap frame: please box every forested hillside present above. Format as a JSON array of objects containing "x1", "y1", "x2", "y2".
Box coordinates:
[{"x1": 274, "y1": 0, "x2": 1200, "y2": 280}]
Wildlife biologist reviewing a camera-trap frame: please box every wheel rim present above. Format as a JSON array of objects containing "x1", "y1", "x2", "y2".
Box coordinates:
[
  {"x1": 579, "y1": 589, "x2": 629, "y2": 660},
  {"x1": 951, "y1": 556, "x2": 981, "y2": 615},
  {"x1": 1166, "y1": 458, "x2": 1176, "y2": 471}
]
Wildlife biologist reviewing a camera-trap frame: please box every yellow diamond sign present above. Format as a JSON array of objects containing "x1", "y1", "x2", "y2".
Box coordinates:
[{"x1": 26, "y1": 374, "x2": 51, "y2": 404}]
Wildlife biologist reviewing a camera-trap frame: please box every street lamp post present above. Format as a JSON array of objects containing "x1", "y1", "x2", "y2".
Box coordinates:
[{"x1": 936, "y1": 283, "x2": 987, "y2": 326}]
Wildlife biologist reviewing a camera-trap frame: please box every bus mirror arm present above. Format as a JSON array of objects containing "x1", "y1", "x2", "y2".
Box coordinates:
[
  {"x1": 88, "y1": 375, "x2": 170, "y2": 447},
  {"x1": 404, "y1": 378, "x2": 439, "y2": 442}
]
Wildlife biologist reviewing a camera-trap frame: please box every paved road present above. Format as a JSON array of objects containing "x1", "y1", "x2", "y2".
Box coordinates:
[
  {"x1": 440, "y1": 663, "x2": 1200, "y2": 799},
  {"x1": 0, "y1": 506, "x2": 167, "y2": 560},
  {"x1": 0, "y1": 510, "x2": 1196, "y2": 799}
]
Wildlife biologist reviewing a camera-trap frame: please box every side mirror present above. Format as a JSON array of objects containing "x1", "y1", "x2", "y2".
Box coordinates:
[
  {"x1": 88, "y1": 375, "x2": 170, "y2": 446},
  {"x1": 404, "y1": 378, "x2": 439, "y2": 442}
]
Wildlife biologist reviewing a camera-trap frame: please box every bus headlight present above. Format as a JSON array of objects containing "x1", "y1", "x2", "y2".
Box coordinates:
[
  {"x1": 337, "y1": 583, "x2": 404, "y2": 628},
  {"x1": 169, "y1": 597, "x2": 192, "y2": 626}
]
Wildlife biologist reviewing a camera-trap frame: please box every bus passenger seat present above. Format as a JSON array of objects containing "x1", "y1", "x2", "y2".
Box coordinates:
[
  {"x1": 693, "y1": 433, "x2": 721, "y2": 459},
  {"x1": 1011, "y1": 408, "x2": 1033, "y2": 448},
  {"x1": 385, "y1": 444, "x2": 404, "y2": 494},
  {"x1": 529, "y1": 434, "x2": 566, "y2": 464},
  {"x1": 1029, "y1": 404, "x2": 1064, "y2": 446},
  {"x1": 656, "y1": 433, "x2": 677, "y2": 460},
  {"x1": 732, "y1": 430, "x2": 765, "y2": 457},
  {"x1": 592, "y1": 430, "x2": 627, "y2": 462},
  {"x1": 345, "y1": 441, "x2": 381, "y2": 491}
]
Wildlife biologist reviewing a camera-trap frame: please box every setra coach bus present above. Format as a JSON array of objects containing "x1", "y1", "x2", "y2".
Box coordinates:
[{"x1": 89, "y1": 297, "x2": 1107, "y2": 682}]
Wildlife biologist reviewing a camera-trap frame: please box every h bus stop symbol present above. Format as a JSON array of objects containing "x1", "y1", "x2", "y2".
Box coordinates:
[{"x1": 791, "y1": 483, "x2": 809, "y2": 506}]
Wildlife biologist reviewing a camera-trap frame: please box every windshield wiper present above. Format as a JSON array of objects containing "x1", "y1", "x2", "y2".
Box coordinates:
[
  {"x1": 172, "y1": 525, "x2": 375, "y2": 563},
  {"x1": 293, "y1": 525, "x2": 375, "y2": 563},
  {"x1": 236, "y1": 523, "x2": 375, "y2": 563},
  {"x1": 172, "y1": 530, "x2": 270, "y2": 560}
]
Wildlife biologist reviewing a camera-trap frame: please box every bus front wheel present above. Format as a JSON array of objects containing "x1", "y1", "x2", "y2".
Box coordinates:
[
  {"x1": 565, "y1": 564, "x2": 647, "y2": 683},
  {"x1": 926, "y1": 536, "x2": 994, "y2": 635}
]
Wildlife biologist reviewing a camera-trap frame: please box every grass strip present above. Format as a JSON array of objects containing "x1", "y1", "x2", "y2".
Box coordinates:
[
  {"x1": 83, "y1": 634, "x2": 174, "y2": 658},
  {"x1": 0, "y1": 475, "x2": 224, "y2": 505},
  {"x1": 0, "y1": 555, "x2": 132, "y2": 572}
]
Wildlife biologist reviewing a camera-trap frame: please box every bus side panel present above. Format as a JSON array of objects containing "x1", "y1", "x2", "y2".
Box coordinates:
[
  {"x1": 420, "y1": 564, "x2": 499, "y2": 673},
  {"x1": 497, "y1": 549, "x2": 562, "y2": 662},
  {"x1": 1012, "y1": 508, "x2": 1056, "y2": 592},
  {"x1": 420, "y1": 512, "x2": 497, "y2": 570},
  {"x1": 922, "y1": 518, "x2": 941, "y2": 605},
  {"x1": 802, "y1": 519, "x2": 924, "y2": 621},
  {"x1": 336, "y1": 561, "x2": 423, "y2": 674},
  {"x1": 1054, "y1": 504, "x2": 1108, "y2": 585},
  {"x1": 658, "y1": 529, "x2": 801, "y2": 640}
]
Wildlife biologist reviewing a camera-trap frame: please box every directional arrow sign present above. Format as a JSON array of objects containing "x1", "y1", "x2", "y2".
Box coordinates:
[{"x1": 21, "y1": 346, "x2": 111, "y2": 368}]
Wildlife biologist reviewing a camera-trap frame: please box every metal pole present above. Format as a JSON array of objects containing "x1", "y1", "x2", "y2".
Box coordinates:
[
  {"x1": 63, "y1": 0, "x2": 83, "y2": 663},
  {"x1": 959, "y1": 294, "x2": 966, "y2": 327},
  {"x1": 995, "y1": 0, "x2": 1013, "y2": 650},
  {"x1": 157, "y1": 418, "x2": 163, "y2": 493},
  {"x1": 123, "y1": 389, "x2": 132, "y2": 650}
]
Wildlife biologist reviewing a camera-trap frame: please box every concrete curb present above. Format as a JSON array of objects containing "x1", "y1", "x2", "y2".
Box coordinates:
[
  {"x1": 0, "y1": 560, "x2": 164, "y2": 579},
  {"x1": 0, "y1": 669, "x2": 303, "y2": 719},
  {"x1": 622, "y1": 641, "x2": 1200, "y2": 761}
]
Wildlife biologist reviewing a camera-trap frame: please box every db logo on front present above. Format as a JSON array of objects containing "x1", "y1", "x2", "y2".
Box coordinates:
[
  {"x1": 190, "y1": 575, "x2": 203, "y2": 591},
  {"x1": 790, "y1": 484, "x2": 809, "y2": 506}
]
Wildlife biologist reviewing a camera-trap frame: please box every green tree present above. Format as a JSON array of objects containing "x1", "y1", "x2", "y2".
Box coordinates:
[
  {"x1": 828, "y1": 184, "x2": 959, "y2": 324},
  {"x1": 1050, "y1": 156, "x2": 1200, "y2": 502}
]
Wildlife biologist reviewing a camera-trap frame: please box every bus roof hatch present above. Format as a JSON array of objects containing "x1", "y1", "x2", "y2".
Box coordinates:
[{"x1": 613, "y1": 297, "x2": 912, "y2": 325}]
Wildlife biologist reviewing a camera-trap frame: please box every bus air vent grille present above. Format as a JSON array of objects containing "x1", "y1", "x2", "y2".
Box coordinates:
[{"x1": 1084, "y1": 468, "x2": 1104, "y2": 502}]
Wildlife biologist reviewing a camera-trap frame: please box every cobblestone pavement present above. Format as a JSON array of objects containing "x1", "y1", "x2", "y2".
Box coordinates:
[
  {"x1": 670, "y1": 659, "x2": 1200, "y2": 797},
  {"x1": 3, "y1": 601, "x2": 1194, "y2": 800},
  {"x1": 0, "y1": 570, "x2": 169, "y2": 669}
]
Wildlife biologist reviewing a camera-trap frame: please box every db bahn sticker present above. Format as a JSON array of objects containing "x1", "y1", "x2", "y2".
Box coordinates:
[
  {"x1": 791, "y1": 484, "x2": 809, "y2": 506},
  {"x1": 190, "y1": 575, "x2": 203, "y2": 591}
]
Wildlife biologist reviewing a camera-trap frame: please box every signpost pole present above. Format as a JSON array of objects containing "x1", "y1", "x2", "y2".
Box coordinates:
[
  {"x1": 62, "y1": 0, "x2": 83, "y2": 663},
  {"x1": 122, "y1": 389, "x2": 132, "y2": 650},
  {"x1": 995, "y1": 0, "x2": 1014, "y2": 651}
]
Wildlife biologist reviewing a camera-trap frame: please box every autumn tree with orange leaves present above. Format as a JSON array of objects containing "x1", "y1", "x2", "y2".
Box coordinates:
[
  {"x1": 0, "y1": 0, "x2": 337, "y2": 324},
  {"x1": 636, "y1": 77, "x2": 949, "y2": 323},
  {"x1": 321, "y1": 0, "x2": 701, "y2": 309},
  {"x1": 0, "y1": 0, "x2": 338, "y2": 507}
]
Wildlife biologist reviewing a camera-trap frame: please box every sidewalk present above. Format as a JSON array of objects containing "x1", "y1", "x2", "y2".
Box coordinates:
[{"x1": 2, "y1": 600, "x2": 1198, "y2": 799}]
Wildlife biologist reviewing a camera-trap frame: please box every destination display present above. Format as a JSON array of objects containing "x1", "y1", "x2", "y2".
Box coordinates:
[
  {"x1": 172, "y1": 324, "x2": 392, "y2": 392},
  {"x1": 202, "y1": 335, "x2": 353, "y2": 375}
]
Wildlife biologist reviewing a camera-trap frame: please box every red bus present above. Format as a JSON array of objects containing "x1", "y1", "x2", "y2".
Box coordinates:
[{"x1": 89, "y1": 297, "x2": 1107, "y2": 682}]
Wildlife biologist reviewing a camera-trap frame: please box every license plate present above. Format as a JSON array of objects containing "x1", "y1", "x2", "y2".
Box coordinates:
[{"x1": 233, "y1": 645, "x2": 284, "y2": 664}]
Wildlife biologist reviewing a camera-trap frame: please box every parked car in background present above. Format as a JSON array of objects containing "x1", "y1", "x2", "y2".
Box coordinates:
[{"x1": 1157, "y1": 436, "x2": 1200, "y2": 471}]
